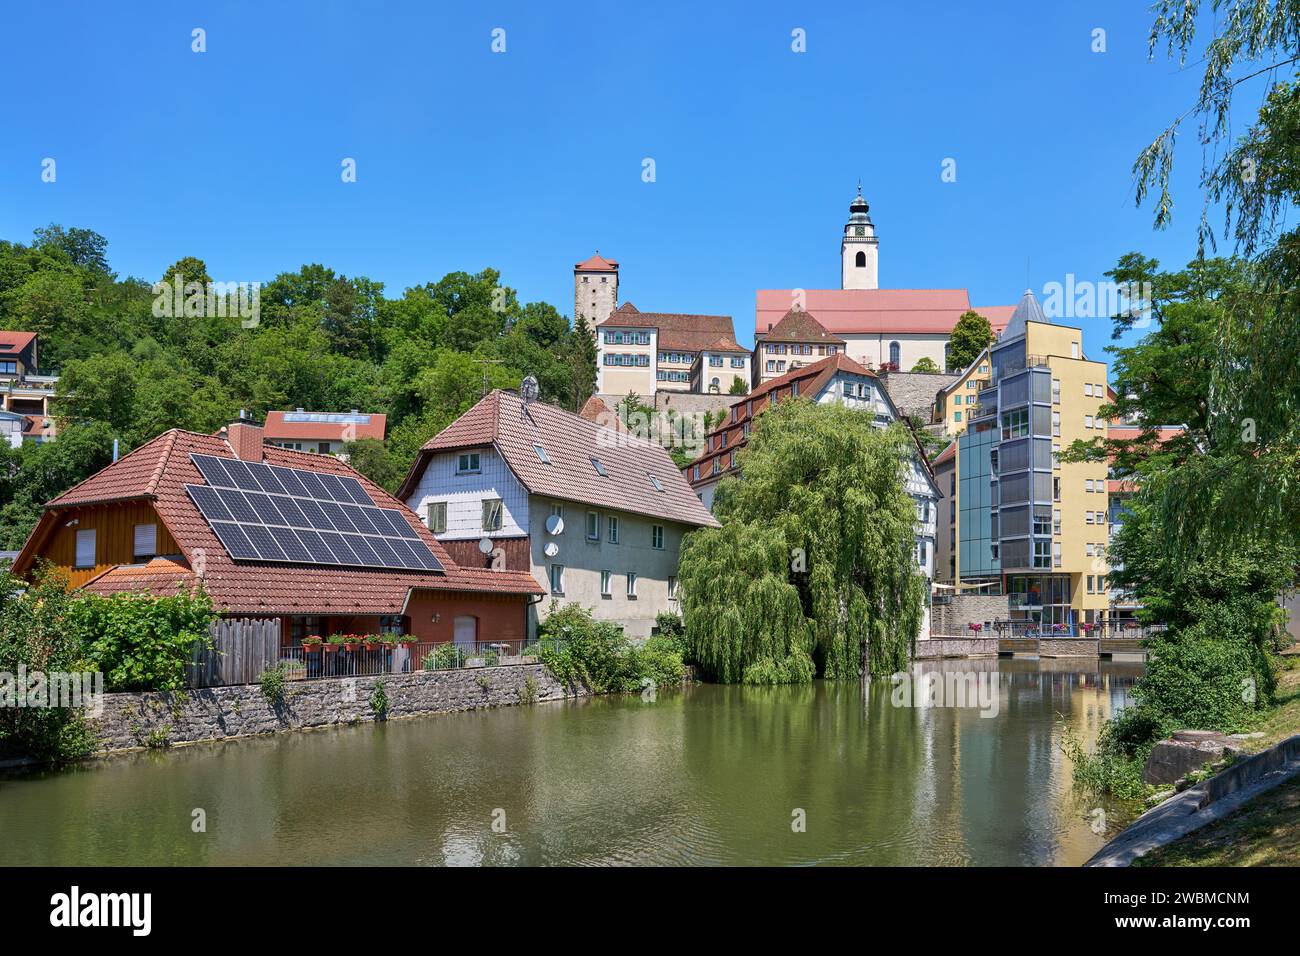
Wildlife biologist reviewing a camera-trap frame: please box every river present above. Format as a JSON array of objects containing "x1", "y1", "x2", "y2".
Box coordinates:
[{"x1": 0, "y1": 657, "x2": 1142, "y2": 866}]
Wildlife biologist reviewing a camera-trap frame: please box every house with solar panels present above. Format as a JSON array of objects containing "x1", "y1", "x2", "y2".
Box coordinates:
[
  {"x1": 263, "y1": 408, "x2": 387, "y2": 458},
  {"x1": 397, "y1": 388, "x2": 720, "y2": 639},
  {"x1": 11, "y1": 416, "x2": 543, "y2": 649}
]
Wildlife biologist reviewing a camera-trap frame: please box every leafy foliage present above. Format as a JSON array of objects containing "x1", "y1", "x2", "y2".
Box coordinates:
[
  {"x1": 909, "y1": 357, "x2": 940, "y2": 373},
  {"x1": 945, "y1": 310, "x2": 992, "y2": 371},
  {"x1": 532, "y1": 602, "x2": 683, "y2": 693},
  {"x1": 678, "y1": 400, "x2": 925, "y2": 683}
]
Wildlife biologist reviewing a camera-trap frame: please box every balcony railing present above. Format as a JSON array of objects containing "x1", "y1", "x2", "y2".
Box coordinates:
[{"x1": 281, "y1": 639, "x2": 542, "y2": 680}]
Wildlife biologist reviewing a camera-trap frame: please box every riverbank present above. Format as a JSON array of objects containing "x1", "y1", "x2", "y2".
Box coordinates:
[{"x1": 1132, "y1": 775, "x2": 1300, "y2": 866}]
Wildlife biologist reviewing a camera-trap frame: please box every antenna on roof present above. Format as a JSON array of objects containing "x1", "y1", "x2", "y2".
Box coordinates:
[
  {"x1": 520, "y1": 375, "x2": 539, "y2": 406},
  {"x1": 474, "y1": 358, "x2": 505, "y2": 398}
]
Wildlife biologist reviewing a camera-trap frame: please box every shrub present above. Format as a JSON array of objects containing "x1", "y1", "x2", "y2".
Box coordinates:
[
  {"x1": 259, "y1": 663, "x2": 287, "y2": 704},
  {"x1": 637, "y1": 634, "x2": 686, "y2": 687},
  {"x1": 741, "y1": 649, "x2": 816, "y2": 686},
  {"x1": 428, "y1": 642, "x2": 466, "y2": 670},
  {"x1": 68, "y1": 586, "x2": 215, "y2": 692},
  {"x1": 535, "y1": 602, "x2": 683, "y2": 694},
  {"x1": 370, "y1": 679, "x2": 389, "y2": 718}
]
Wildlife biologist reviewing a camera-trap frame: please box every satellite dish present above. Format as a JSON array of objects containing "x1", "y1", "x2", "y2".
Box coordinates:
[
  {"x1": 544, "y1": 542, "x2": 560, "y2": 558},
  {"x1": 520, "y1": 375, "x2": 539, "y2": 405},
  {"x1": 545, "y1": 514, "x2": 564, "y2": 535},
  {"x1": 478, "y1": 536, "x2": 494, "y2": 554}
]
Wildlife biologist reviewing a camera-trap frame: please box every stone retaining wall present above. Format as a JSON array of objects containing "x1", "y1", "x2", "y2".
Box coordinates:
[
  {"x1": 1038, "y1": 638, "x2": 1100, "y2": 657},
  {"x1": 913, "y1": 638, "x2": 999, "y2": 659},
  {"x1": 930, "y1": 594, "x2": 1010, "y2": 637},
  {"x1": 94, "y1": 664, "x2": 586, "y2": 754}
]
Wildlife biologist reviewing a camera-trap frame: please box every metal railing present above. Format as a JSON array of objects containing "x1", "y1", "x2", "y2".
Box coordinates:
[
  {"x1": 992, "y1": 620, "x2": 1167, "y2": 640},
  {"x1": 277, "y1": 639, "x2": 539, "y2": 681}
]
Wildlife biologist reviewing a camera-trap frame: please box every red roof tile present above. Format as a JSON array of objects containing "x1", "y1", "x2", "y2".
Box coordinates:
[
  {"x1": 17, "y1": 429, "x2": 543, "y2": 615},
  {"x1": 755, "y1": 290, "x2": 1014, "y2": 336},
  {"x1": 575, "y1": 253, "x2": 619, "y2": 272},
  {"x1": 264, "y1": 410, "x2": 387, "y2": 442},
  {"x1": 755, "y1": 308, "x2": 846, "y2": 344},
  {"x1": 400, "y1": 391, "x2": 719, "y2": 529},
  {"x1": 0, "y1": 331, "x2": 38, "y2": 355},
  {"x1": 598, "y1": 303, "x2": 745, "y2": 353}
]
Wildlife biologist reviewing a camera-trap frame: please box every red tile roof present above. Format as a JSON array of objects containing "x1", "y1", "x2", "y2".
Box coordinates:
[
  {"x1": 0, "y1": 331, "x2": 38, "y2": 355},
  {"x1": 575, "y1": 253, "x2": 619, "y2": 272},
  {"x1": 264, "y1": 410, "x2": 387, "y2": 443},
  {"x1": 755, "y1": 290, "x2": 1014, "y2": 337},
  {"x1": 755, "y1": 308, "x2": 845, "y2": 344},
  {"x1": 598, "y1": 302, "x2": 746, "y2": 353},
  {"x1": 932, "y1": 441, "x2": 958, "y2": 467},
  {"x1": 399, "y1": 390, "x2": 719, "y2": 529},
  {"x1": 16, "y1": 429, "x2": 542, "y2": 615}
]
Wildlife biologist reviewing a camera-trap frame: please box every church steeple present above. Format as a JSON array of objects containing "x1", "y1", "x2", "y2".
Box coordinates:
[{"x1": 841, "y1": 183, "x2": 879, "y2": 290}]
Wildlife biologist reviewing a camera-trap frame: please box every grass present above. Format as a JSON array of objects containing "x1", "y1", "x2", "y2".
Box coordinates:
[
  {"x1": 1133, "y1": 651, "x2": 1300, "y2": 867},
  {"x1": 1134, "y1": 776, "x2": 1300, "y2": 867}
]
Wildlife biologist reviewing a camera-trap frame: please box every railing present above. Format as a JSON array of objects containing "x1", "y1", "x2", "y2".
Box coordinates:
[
  {"x1": 993, "y1": 620, "x2": 1166, "y2": 640},
  {"x1": 276, "y1": 639, "x2": 541, "y2": 681}
]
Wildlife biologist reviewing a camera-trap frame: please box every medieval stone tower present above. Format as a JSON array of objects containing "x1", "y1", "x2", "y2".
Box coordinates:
[
  {"x1": 840, "y1": 185, "x2": 879, "y2": 290},
  {"x1": 574, "y1": 252, "x2": 619, "y2": 335}
]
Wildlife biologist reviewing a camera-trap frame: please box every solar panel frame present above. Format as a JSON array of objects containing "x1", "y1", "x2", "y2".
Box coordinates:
[
  {"x1": 317, "y1": 500, "x2": 357, "y2": 533},
  {"x1": 268, "y1": 526, "x2": 313, "y2": 563},
  {"x1": 216, "y1": 489, "x2": 260, "y2": 523},
  {"x1": 295, "y1": 497, "x2": 335, "y2": 531},
  {"x1": 319, "y1": 531, "x2": 359, "y2": 565},
  {"x1": 242, "y1": 525, "x2": 287, "y2": 562},
  {"x1": 246, "y1": 492, "x2": 288, "y2": 526},
  {"x1": 338, "y1": 476, "x2": 374, "y2": 506},
  {"x1": 296, "y1": 470, "x2": 334, "y2": 501},
  {"x1": 343, "y1": 505, "x2": 380, "y2": 535},
  {"x1": 269, "y1": 465, "x2": 311, "y2": 498},
  {"x1": 271, "y1": 495, "x2": 308, "y2": 528},
  {"x1": 379, "y1": 508, "x2": 420, "y2": 540},
  {"x1": 293, "y1": 527, "x2": 335, "y2": 564},
  {"x1": 221, "y1": 458, "x2": 264, "y2": 492},
  {"x1": 345, "y1": 534, "x2": 383, "y2": 567},
  {"x1": 246, "y1": 462, "x2": 287, "y2": 495},
  {"x1": 192, "y1": 454, "x2": 236, "y2": 488}
]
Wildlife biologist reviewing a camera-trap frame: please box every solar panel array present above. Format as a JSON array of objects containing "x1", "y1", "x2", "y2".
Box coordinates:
[{"x1": 184, "y1": 454, "x2": 444, "y2": 572}]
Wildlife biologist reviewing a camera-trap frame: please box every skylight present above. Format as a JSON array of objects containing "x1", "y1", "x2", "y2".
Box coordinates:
[
  {"x1": 649, "y1": 474, "x2": 665, "y2": 492},
  {"x1": 534, "y1": 443, "x2": 551, "y2": 464},
  {"x1": 590, "y1": 457, "x2": 608, "y2": 477}
]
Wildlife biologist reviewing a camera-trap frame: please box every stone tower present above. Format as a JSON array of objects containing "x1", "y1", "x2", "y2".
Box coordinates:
[
  {"x1": 574, "y1": 252, "x2": 619, "y2": 336},
  {"x1": 840, "y1": 185, "x2": 879, "y2": 290}
]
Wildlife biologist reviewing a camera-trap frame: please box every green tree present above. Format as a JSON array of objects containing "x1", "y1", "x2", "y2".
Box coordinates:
[
  {"x1": 946, "y1": 311, "x2": 992, "y2": 371},
  {"x1": 728, "y1": 376, "x2": 749, "y2": 395},
  {"x1": 910, "y1": 357, "x2": 940, "y2": 373},
  {"x1": 678, "y1": 400, "x2": 925, "y2": 683}
]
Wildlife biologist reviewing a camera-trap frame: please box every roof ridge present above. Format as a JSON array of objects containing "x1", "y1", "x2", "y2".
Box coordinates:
[
  {"x1": 145, "y1": 430, "x2": 180, "y2": 497},
  {"x1": 44, "y1": 428, "x2": 183, "y2": 506}
]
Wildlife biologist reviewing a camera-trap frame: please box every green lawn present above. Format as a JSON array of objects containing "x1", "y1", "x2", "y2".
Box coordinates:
[{"x1": 1134, "y1": 776, "x2": 1300, "y2": 867}]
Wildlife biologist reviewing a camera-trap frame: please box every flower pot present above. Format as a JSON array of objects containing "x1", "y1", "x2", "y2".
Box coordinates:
[
  {"x1": 303, "y1": 644, "x2": 322, "y2": 654},
  {"x1": 343, "y1": 643, "x2": 360, "y2": 652},
  {"x1": 323, "y1": 644, "x2": 338, "y2": 653}
]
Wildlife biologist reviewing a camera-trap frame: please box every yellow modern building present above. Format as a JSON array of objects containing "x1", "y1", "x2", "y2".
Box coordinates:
[
  {"x1": 933, "y1": 291, "x2": 1112, "y2": 629},
  {"x1": 933, "y1": 347, "x2": 992, "y2": 436}
]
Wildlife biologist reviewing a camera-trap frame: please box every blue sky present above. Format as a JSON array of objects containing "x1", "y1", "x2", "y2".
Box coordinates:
[{"x1": 0, "y1": 2, "x2": 1234, "y2": 364}]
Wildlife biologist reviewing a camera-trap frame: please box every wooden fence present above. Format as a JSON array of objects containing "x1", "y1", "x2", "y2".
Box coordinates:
[{"x1": 188, "y1": 618, "x2": 282, "y2": 688}]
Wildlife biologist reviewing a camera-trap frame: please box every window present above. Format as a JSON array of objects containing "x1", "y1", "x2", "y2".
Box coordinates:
[
  {"x1": 1084, "y1": 383, "x2": 1094, "y2": 397},
  {"x1": 1053, "y1": 477, "x2": 1061, "y2": 501},
  {"x1": 709, "y1": 355, "x2": 723, "y2": 367},
  {"x1": 317, "y1": 442, "x2": 332, "y2": 454},
  {"x1": 0, "y1": 361, "x2": 16, "y2": 375},
  {"x1": 586, "y1": 511, "x2": 600, "y2": 540},
  {"x1": 626, "y1": 572, "x2": 638, "y2": 598},
  {"x1": 549, "y1": 564, "x2": 565, "y2": 595},
  {"x1": 1085, "y1": 479, "x2": 1094, "y2": 493},
  {"x1": 1085, "y1": 414, "x2": 1094, "y2": 430},
  {"x1": 954, "y1": 410, "x2": 962, "y2": 423},
  {"x1": 133, "y1": 524, "x2": 157, "y2": 562},
  {"x1": 731, "y1": 357, "x2": 745, "y2": 368},
  {"x1": 692, "y1": 465, "x2": 700, "y2": 480},
  {"x1": 1071, "y1": 342, "x2": 1080, "y2": 359},
  {"x1": 607, "y1": 516, "x2": 620, "y2": 544},
  {"x1": 533, "y1": 443, "x2": 551, "y2": 464},
  {"x1": 1052, "y1": 411, "x2": 1061, "y2": 437},
  {"x1": 668, "y1": 576, "x2": 678, "y2": 600},
  {"x1": 1052, "y1": 379, "x2": 1061, "y2": 403},
  {"x1": 428, "y1": 501, "x2": 447, "y2": 534},
  {"x1": 1033, "y1": 540, "x2": 1052, "y2": 568},
  {"x1": 1086, "y1": 511, "x2": 1094, "y2": 525},
  {"x1": 600, "y1": 570, "x2": 612, "y2": 597},
  {"x1": 1086, "y1": 543, "x2": 1095, "y2": 556},
  {"x1": 1052, "y1": 444, "x2": 1060, "y2": 469},
  {"x1": 1053, "y1": 508, "x2": 1061, "y2": 534},
  {"x1": 456, "y1": 452, "x2": 481, "y2": 474},
  {"x1": 889, "y1": 341, "x2": 901, "y2": 366},
  {"x1": 1001, "y1": 408, "x2": 1029, "y2": 440},
  {"x1": 855, "y1": 250, "x2": 866, "y2": 267},
  {"x1": 590, "y1": 457, "x2": 608, "y2": 477},
  {"x1": 652, "y1": 525, "x2": 664, "y2": 549},
  {"x1": 74, "y1": 529, "x2": 96, "y2": 569},
  {"x1": 649, "y1": 474, "x2": 664, "y2": 492},
  {"x1": 482, "y1": 498, "x2": 503, "y2": 531}
]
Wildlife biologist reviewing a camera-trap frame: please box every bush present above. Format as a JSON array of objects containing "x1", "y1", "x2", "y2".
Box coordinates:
[
  {"x1": 741, "y1": 649, "x2": 816, "y2": 686},
  {"x1": 535, "y1": 602, "x2": 684, "y2": 694},
  {"x1": 1134, "y1": 629, "x2": 1268, "y2": 735},
  {"x1": 0, "y1": 569, "x2": 98, "y2": 762},
  {"x1": 427, "y1": 642, "x2": 467, "y2": 670},
  {"x1": 68, "y1": 586, "x2": 215, "y2": 692},
  {"x1": 259, "y1": 663, "x2": 287, "y2": 704}
]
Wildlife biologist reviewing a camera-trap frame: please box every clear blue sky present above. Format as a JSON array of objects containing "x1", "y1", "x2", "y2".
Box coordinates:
[{"x1": 0, "y1": 2, "x2": 1232, "y2": 365}]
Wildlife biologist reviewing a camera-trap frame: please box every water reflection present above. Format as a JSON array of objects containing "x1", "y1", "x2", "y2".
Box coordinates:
[{"x1": 0, "y1": 659, "x2": 1140, "y2": 867}]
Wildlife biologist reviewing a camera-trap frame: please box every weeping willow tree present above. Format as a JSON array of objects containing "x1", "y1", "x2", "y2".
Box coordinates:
[{"x1": 678, "y1": 399, "x2": 926, "y2": 684}]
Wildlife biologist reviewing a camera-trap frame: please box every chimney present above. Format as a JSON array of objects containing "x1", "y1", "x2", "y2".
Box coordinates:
[{"x1": 226, "y1": 409, "x2": 265, "y2": 461}]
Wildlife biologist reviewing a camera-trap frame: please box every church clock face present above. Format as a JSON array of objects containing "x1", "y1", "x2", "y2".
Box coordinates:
[{"x1": 855, "y1": 226, "x2": 865, "y2": 236}]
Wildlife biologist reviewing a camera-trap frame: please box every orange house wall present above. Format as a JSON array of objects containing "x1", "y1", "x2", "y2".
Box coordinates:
[{"x1": 31, "y1": 502, "x2": 180, "y2": 588}]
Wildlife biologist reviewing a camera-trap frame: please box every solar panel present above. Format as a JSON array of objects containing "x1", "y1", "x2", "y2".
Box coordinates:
[
  {"x1": 185, "y1": 453, "x2": 444, "y2": 572},
  {"x1": 210, "y1": 522, "x2": 260, "y2": 559},
  {"x1": 217, "y1": 489, "x2": 260, "y2": 523},
  {"x1": 186, "y1": 485, "x2": 233, "y2": 522}
]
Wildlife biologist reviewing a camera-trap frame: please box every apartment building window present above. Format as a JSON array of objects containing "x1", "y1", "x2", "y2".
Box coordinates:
[
  {"x1": 1033, "y1": 511, "x2": 1051, "y2": 535},
  {"x1": 828, "y1": 345, "x2": 838, "y2": 354},
  {"x1": 1053, "y1": 477, "x2": 1061, "y2": 501},
  {"x1": 586, "y1": 511, "x2": 600, "y2": 540},
  {"x1": 482, "y1": 498, "x2": 503, "y2": 531},
  {"x1": 1087, "y1": 574, "x2": 1095, "y2": 593},
  {"x1": 954, "y1": 411, "x2": 962, "y2": 423},
  {"x1": 777, "y1": 361, "x2": 786, "y2": 371},
  {"x1": 709, "y1": 355, "x2": 723, "y2": 367},
  {"x1": 0, "y1": 361, "x2": 16, "y2": 375},
  {"x1": 692, "y1": 465, "x2": 700, "y2": 480},
  {"x1": 1096, "y1": 511, "x2": 1106, "y2": 525},
  {"x1": 1033, "y1": 540, "x2": 1052, "y2": 568},
  {"x1": 1001, "y1": 408, "x2": 1029, "y2": 440},
  {"x1": 600, "y1": 570, "x2": 612, "y2": 597},
  {"x1": 1085, "y1": 479, "x2": 1093, "y2": 493},
  {"x1": 1053, "y1": 542, "x2": 1062, "y2": 568},
  {"x1": 456, "y1": 452, "x2": 481, "y2": 475},
  {"x1": 1053, "y1": 508, "x2": 1061, "y2": 535},
  {"x1": 1086, "y1": 511, "x2": 1094, "y2": 525},
  {"x1": 652, "y1": 525, "x2": 664, "y2": 549},
  {"x1": 1052, "y1": 379, "x2": 1060, "y2": 403},
  {"x1": 1085, "y1": 383, "x2": 1094, "y2": 397},
  {"x1": 731, "y1": 357, "x2": 745, "y2": 368},
  {"x1": 1052, "y1": 411, "x2": 1061, "y2": 437},
  {"x1": 1085, "y1": 414, "x2": 1094, "y2": 429},
  {"x1": 549, "y1": 564, "x2": 565, "y2": 595},
  {"x1": 427, "y1": 501, "x2": 447, "y2": 533},
  {"x1": 1071, "y1": 342, "x2": 1080, "y2": 359},
  {"x1": 626, "y1": 572, "x2": 638, "y2": 598},
  {"x1": 132, "y1": 524, "x2": 157, "y2": 562},
  {"x1": 607, "y1": 516, "x2": 620, "y2": 544},
  {"x1": 766, "y1": 360, "x2": 776, "y2": 372},
  {"x1": 1052, "y1": 444, "x2": 1060, "y2": 469},
  {"x1": 1086, "y1": 543, "x2": 1095, "y2": 557},
  {"x1": 713, "y1": 458, "x2": 721, "y2": 475},
  {"x1": 74, "y1": 529, "x2": 96, "y2": 569}
]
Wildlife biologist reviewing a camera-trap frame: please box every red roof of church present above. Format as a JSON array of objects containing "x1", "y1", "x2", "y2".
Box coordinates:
[{"x1": 755, "y1": 290, "x2": 1014, "y2": 337}]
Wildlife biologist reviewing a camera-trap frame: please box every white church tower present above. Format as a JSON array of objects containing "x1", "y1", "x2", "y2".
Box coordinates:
[{"x1": 840, "y1": 184, "x2": 879, "y2": 290}]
